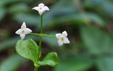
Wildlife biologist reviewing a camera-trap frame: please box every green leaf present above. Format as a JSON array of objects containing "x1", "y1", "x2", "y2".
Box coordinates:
[
  {"x1": 0, "y1": 37, "x2": 20, "y2": 51},
  {"x1": 86, "y1": 0, "x2": 104, "y2": 6},
  {"x1": 8, "y1": 3, "x2": 29, "y2": 14},
  {"x1": 16, "y1": 39, "x2": 39, "y2": 63},
  {"x1": 38, "y1": 52, "x2": 59, "y2": 66},
  {"x1": 0, "y1": 7, "x2": 6, "y2": 21},
  {"x1": 14, "y1": 13, "x2": 39, "y2": 25},
  {"x1": 80, "y1": 26, "x2": 113, "y2": 55},
  {"x1": 51, "y1": 13, "x2": 106, "y2": 27},
  {"x1": 39, "y1": 13, "x2": 106, "y2": 30},
  {"x1": 54, "y1": 56, "x2": 93, "y2": 71},
  {"x1": 0, "y1": 0, "x2": 18, "y2": 6},
  {"x1": 96, "y1": 57, "x2": 113, "y2": 71},
  {"x1": 102, "y1": 1, "x2": 113, "y2": 18},
  {"x1": 1, "y1": 54, "x2": 25, "y2": 71}
]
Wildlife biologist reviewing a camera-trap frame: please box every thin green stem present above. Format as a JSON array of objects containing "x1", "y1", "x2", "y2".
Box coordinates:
[
  {"x1": 30, "y1": 33, "x2": 56, "y2": 38},
  {"x1": 30, "y1": 33, "x2": 41, "y2": 36},
  {"x1": 38, "y1": 15, "x2": 43, "y2": 61},
  {"x1": 34, "y1": 66, "x2": 38, "y2": 71},
  {"x1": 43, "y1": 34, "x2": 56, "y2": 38},
  {"x1": 41, "y1": 15, "x2": 43, "y2": 35}
]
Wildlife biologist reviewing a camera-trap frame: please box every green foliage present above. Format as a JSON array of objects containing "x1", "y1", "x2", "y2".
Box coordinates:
[
  {"x1": 1, "y1": 0, "x2": 113, "y2": 71},
  {"x1": 0, "y1": 37, "x2": 20, "y2": 51},
  {"x1": 1, "y1": 54, "x2": 25, "y2": 71},
  {"x1": 0, "y1": 35, "x2": 38, "y2": 51},
  {"x1": 54, "y1": 57, "x2": 93, "y2": 71},
  {"x1": 38, "y1": 52, "x2": 59, "y2": 66},
  {"x1": 42, "y1": 32, "x2": 58, "y2": 47},
  {"x1": 0, "y1": 0, "x2": 17, "y2": 7},
  {"x1": 50, "y1": 13, "x2": 106, "y2": 27},
  {"x1": 16, "y1": 39, "x2": 39, "y2": 63},
  {"x1": 0, "y1": 7, "x2": 6, "y2": 21},
  {"x1": 8, "y1": 3, "x2": 29, "y2": 14},
  {"x1": 86, "y1": 0, "x2": 104, "y2": 6},
  {"x1": 14, "y1": 14, "x2": 39, "y2": 25},
  {"x1": 96, "y1": 57, "x2": 113, "y2": 71},
  {"x1": 102, "y1": 1, "x2": 113, "y2": 17},
  {"x1": 80, "y1": 26, "x2": 113, "y2": 55}
]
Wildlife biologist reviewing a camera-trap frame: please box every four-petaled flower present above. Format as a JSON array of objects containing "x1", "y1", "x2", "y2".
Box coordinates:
[
  {"x1": 32, "y1": 3, "x2": 49, "y2": 15},
  {"x1": 56, "y1": 31, "x2": 70, "y2": 46},
  {"x1": 15, "y1": 22, "x2": 32, "y2": 40}
]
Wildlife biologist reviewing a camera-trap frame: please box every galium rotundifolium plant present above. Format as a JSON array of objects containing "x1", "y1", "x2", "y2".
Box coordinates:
[{"x1": 15, "y1": 3, "x2": 70, "y2": 71}]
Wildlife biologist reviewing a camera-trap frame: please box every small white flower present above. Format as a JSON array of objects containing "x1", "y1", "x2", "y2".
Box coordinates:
[
  {"x1": 56, "y1": 31, "x2": 70, "y2": 46},
  {"x1": 15, "y1": 22, "x2": 32, "y2": 40},
  {"x1": 32, "y1": 3, "x2": 49, "y2": 15}
]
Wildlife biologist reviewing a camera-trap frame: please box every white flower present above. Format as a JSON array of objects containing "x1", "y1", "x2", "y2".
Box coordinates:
[
  {"x1": 56, "y1": 31, "x2": 70, "y2": 46},
  {"x1": 32, "y1": 3, "x2": 49, "y2": 15},
  {"x1": 15, "y1": 22, "x2": 32, "y2": 40}
]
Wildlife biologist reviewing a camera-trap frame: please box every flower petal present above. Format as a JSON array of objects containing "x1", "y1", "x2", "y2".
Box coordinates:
[
  {"x1": 39, "y1": 3, "x2": 44, "y2": 7},
  {"x1": 20, "y1": 34, "x2": 25, "y2": 40},
  {"x1": 32, "y1": 3, "x2": 49, "y2": 15},
  {"x1": 58, "y1": 40, "x2": 63, "y2": 46},
  {"x1": 15, "y1": 29, "x2": 22, "y2": 34},
  {"x1": 62, "y1": 31, "x2": 68, "y2": 36},
  {"x1": 24, "y1": 28, "x2": 32, "y2": 34},
  {"x1": 32, "y1": 7, "x2": 40, "y2": 11},
  {"x1": 44, "y1": 6, "x2": 49, "y2": 11},
  {"x1": 38, "y1": 10, "x2": 44, "y2": 15},
  {"x1": 21, "y1": 22, "x2": 26, "y2": 29},
  {"x1": 56, "y1": 33, "x2": 61, "y2": 39},
  {"x1": 63, "y1": 38, "x2": 70, "y2": 44}
]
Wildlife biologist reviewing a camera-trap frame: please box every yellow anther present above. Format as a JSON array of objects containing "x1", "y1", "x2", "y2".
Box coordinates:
[
  {"x1": 40, "y1": 7, "x2": 42, "y2": 10},
  {"x1": 22, "y1": 30, "x2": 24, "y2": 33},
  {"x1": 61, "y1": 37, "x2": 64, "y2": 41}
]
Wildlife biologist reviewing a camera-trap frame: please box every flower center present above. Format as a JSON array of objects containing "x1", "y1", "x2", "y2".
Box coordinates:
[
  {"x1": 22, "y1": 30, "x2": 24, "y2": 33},
  {"x1": 61, "y1": 37, "x2": 64, "y2": 41},
  {"x1": 40, "y1": 7, "x2": 42, "y2": 10}
]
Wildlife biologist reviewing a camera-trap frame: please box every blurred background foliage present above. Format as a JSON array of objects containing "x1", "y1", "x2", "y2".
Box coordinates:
[{"x1": 0, "y1": 0, "x2": 113, "y2": 71}]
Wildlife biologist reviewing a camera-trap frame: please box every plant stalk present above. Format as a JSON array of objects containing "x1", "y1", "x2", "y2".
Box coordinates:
[
  {"x1": 30, "y1": 33, "x2": 56, "y2": 38},
  {"x1": 38, "y1": 15, "x2": 43, "y2": 60},
  {"x1": 34, "y1": 66, "x2": 38, "y2": 71}
]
